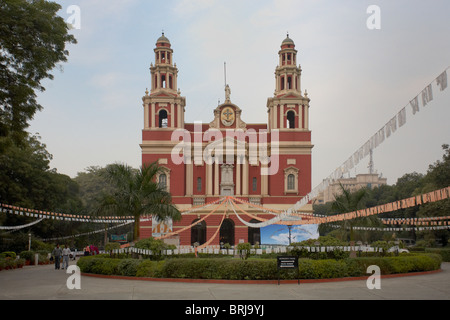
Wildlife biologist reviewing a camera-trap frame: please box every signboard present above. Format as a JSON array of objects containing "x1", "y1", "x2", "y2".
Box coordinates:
[
  {"x1": 111, "y1": 234, "x2": 127, "y2": 243},
  {"x1": 277, "y1": 256, "x2": 299, "y2": 285},
  {"x1": 152, "y1": 217, "x2": 173, "y2": 238},
  {"x1": 277, "y1": 256, "x2": 298, "y2": 269}
]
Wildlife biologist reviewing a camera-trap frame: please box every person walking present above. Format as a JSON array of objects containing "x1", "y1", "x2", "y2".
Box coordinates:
[
  {"x1": 62, "y1": 245, "x2": 71, "y2": 269},
  {"x1": 51, "y1": 244, "x2": 62, "y2": 270},
  {"x1": 84, "y1": 245, "x2": 90, "y2": 256}
]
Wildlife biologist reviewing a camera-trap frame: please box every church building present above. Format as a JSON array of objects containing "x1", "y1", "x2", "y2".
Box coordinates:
[{"x1": 140, "y1": 33, "x2": 313, "y2": 246}]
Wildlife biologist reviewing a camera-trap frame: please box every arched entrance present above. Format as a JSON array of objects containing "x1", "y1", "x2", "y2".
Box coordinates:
[
  {"x1": 248, "y1": 220, "x2": 261, "y2": 245},
  {"x1": 191, "y1": 219, "x2": 206, "y2": 246},
  {"x1": 219, "y1": 218, "x2": 235, "y2": 246}
]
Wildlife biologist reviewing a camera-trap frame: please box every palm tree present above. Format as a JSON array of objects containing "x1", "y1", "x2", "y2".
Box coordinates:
[
  {"x1": 331, "y1": 183, "x2": 368, "y2": 242},
  {"x1": 98, "y1": 162, "x2": 181, "y2": 241}
]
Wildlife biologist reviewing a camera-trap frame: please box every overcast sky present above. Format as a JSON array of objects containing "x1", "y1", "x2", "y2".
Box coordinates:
[{"x1": 30, "y1": 0, "x2": 450, "y2": 189}]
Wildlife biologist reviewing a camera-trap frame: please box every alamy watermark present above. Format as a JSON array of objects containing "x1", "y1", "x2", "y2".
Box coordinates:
[
  {"x1": 367, "y1": 5, "x2": 381, "y2": 30},
  {"x1": 171, "y1": 123, "x2": 280, "y2": 176},
  {"x1": 66, "y1": 5, "x2": 81, "y2": 30},
  {"x1": 366, "y1": 265, "x2": 381, "y2": 289},
  {"x1": 66, "y1": 265, "x2": 81, "y2": 290}
]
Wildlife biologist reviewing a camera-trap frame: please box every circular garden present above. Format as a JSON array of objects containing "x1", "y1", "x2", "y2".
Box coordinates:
[{"x1": 76, "y1": 237, "x2": 444, "y2": 281}]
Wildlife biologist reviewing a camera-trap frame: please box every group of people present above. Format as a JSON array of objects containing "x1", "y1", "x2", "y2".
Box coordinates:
[
  {"x1": 51, "y1": 243, "x2": 99, "y2": 270},
  {"x1": 51, "y1": 244, "x2": 72, "y2": 270},
  {"x1": 83, "y1": 244, "x2": 99, "y2": 256}
]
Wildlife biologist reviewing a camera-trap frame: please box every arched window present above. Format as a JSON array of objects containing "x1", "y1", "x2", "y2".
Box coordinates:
[
  {"x1": 158, "y1": 173, "x2": 167, "y2": 190},
  {"x1": 191, "y1": 219, "x2": 206, "y2": 246},
  {"x1": 159, "y1": 109, "x2": 168, "y2": 128},
  {"x1": 248, "y1": 220, "x2": 261, "y2": 245},
  {"x1": 284, "y1": 166, "x2": 299, "y2": 194},
  {"x1": 287, "y1": 111, "x2": 295, "y2": 129},
  {"x1": 197, "y1": 177, "x2": 202, "y2": 192},
  {"x1": 287, "y1": 174, "x2": 295, "y2": 190},
  {"x1": 287, "y1": 76, "x2": 292, "y2": 89},
  {"x1": 220, "y1": 219, "x2": 235, "y2": 246}
]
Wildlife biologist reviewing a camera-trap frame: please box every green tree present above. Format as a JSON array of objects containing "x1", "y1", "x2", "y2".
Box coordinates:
[
  {"x1": 425, "y1": 144, "x2": 450, "y2": 189},
  {"x1": 330, "y1": 184, "x2": 370, "y2": 242},
  {"x1": 415, "y1": 144, "x2": 450, "y2": 246},
  {"x1": 0, "y1": 134, "x2": 84, "y2": 250},
  {"x1": 74, "y1": 166, "x2": 119, "y2": 215},
  {"x1": 98, "y1": 163, "x2": 181, "y2": 241},
  {"x1": 0, "y1": 0, "x2": 76, "y2": 144}
]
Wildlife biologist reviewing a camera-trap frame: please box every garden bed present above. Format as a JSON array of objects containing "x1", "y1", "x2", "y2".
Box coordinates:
[{"x1": 76, "y1": 253, "x2": 442, "y2": 281}]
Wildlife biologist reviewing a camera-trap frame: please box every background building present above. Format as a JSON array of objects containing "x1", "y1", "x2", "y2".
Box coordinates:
[{"x1": 316, "y1": 173, "x2": 387, "y2": 204}]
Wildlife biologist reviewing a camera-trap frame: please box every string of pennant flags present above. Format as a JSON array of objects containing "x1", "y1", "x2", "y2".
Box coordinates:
[
  {"x1": 308, "y1": 186, "x2": 450, "y2": 226},
  {"x1": 329, "y1": 224, "x2": 450, "y2": 232},
  {"x1": 227, "y1": 186, "x2": 450, "y2": 228},
  {"x1": 0, "y1": 203, "x2": 134, "y2": 223},
  {"x1": 287, "y1": 67, "x2": 449, "y2": 215},
  {"x1": 1, "y1": 186, "x2": 450, "y2": 235},
  {"x1": 381, "y1": 216, "x2": 450, "y2": 226},
  {"x1": 0, "y1": 218, "x2": 45, "y2": 231},
  {"x1": 42, "y1": 221, "x2": 134, "y2": 242},
  {"x1": 110, "y1": 244, "x2": 388, "y2": 257}
]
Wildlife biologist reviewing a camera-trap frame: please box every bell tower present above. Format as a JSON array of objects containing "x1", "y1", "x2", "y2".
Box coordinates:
[
  {"x1": 142, "y1": 33, "x2": 186, "y2": 130},
  {"x1": 267, "y1": 34, "x2": 310, "y2": 131}
]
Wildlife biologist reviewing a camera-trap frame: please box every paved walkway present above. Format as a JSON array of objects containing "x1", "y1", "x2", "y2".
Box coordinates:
[{"x1": 1, "y1": 261, "x2": 450, "y2": 300}]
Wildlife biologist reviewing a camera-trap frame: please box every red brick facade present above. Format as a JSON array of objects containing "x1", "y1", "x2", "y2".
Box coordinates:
[{"x1": 140, "y1": 34, "x2": 313, "y2": 246}]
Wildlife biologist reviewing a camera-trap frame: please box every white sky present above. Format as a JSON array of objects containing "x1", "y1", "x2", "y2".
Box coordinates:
[{"x1": 31, "y1": 0, "x2": 450, "y2": 189}]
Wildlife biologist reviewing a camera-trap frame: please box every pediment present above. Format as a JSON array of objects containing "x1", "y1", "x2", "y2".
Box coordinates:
[
  {"x1": 150, "y1": 91, "x2": 178, "y2": 98},
  {"x1": 209, "y1": 101, "x2": 247, "y2": 129},
  {"x1": 276, "y1": 92, "x2": 304, "y2": 99}
]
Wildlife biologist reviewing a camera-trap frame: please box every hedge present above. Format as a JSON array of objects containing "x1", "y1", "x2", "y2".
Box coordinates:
[
  {"x1": 77, "y1": 253, "x2": 442, "y2": 280},
  {"x1": 425, "y1": 248, "x2": 450, "y2": 262}
]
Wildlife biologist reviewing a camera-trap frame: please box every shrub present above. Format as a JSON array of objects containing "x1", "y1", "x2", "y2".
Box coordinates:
[
  {"x1": 19, "y1": 251, "x2": 34, "y2": 262},
  {"x1": 75, "y1": 253, "x2": 441, "y2": 280},
  {"x1": 105, "y1": 242, "x2": 121, "y2": 252},
  {"x1": 236, "y1": 243, "x2": 252, "y2": 260},
  {"x1": 298, "y1": 259, "x2": 349, "y2": 279},
  {"x1": 0, "y1": 257, "x2": 25, "y2": 271},
  {"x1": 17, "y1": 250, "x2": 49, "y2": 264},
  {"x1": 118, "y1": 259, "x2": 141, "y2": 277},
  {"x1": 134, "y1": 237, "x2": 174, "y2": 261},
  {"x1": 77, "y1": 256, "x2": 99, "y2": 273},
  {"x1": 293, "y1": 235, "x2": 348, "y2": 247},
  {"x1": 136, "y1": 260, "x2": 165, "y2": 278},
  {"x1": 425, "y1": 248, "x2": 450, "y2": 262},
  {"x1": 1, "y1": 252, "x2": 17, "y2": 259}
]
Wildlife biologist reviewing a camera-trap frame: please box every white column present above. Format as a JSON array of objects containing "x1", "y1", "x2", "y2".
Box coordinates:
[
  {"x1": 206, "y1": 163, "x2": 213, "y2": 196},
  {"x1": 170, "y1": 103, "x2": 174, "y2": 128},
  {"x1": 186, "y1": 162, "x2": 193, "y2": 196},
  {"x1": 242, "y1": 157, "x2": 249, "y2": 196},
  {"x1": 305, "y1": 105, "x2": 309, "y2": 130},
  {"x1": 280, "y1": 104, "x2": 284, "y2": 129},
  {"x1": 236, "y1": 162, "x2": 241, "y2": 196},
  {"x1": 144, "y1": 104, "x2": 149, "y2": 129},
  {"x1": 151, "y1": 103, "x2": 156, "y2": 128},
  {"x1": 273, "y1": 105, "x2": 278, "y2": 129},
  {"x1": 261, "y1": 164, "x2": 268, "y2": 196},
  {"x1": 214, "y1": 162, "x2": 220, "y2": 196}
]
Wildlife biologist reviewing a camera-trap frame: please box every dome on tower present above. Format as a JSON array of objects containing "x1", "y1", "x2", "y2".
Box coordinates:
[
  {"x1": 156, "y1": 33, "x2": 171, "y2": 45},
  {"x1": 281, "y1": 34, "x2": 295, "y2": 46}
]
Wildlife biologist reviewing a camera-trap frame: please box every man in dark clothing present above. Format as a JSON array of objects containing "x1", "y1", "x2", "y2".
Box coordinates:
[{"x1": 52, "y1": 244, "x2": 63, "y2": 270}]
